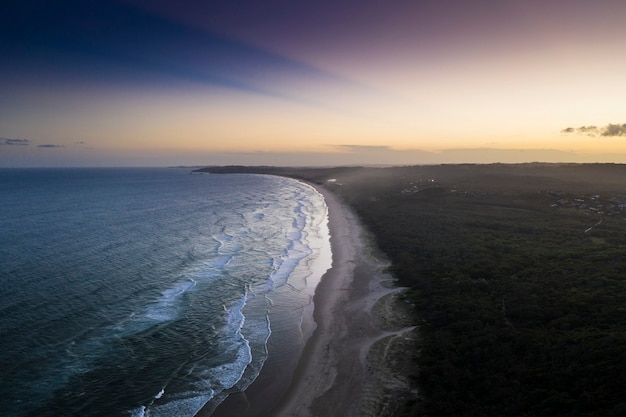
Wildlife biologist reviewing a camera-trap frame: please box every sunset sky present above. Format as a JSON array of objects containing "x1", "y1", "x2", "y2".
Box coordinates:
[{"x1": 2, "y1": 0, "x2": 626, "y2": 167}]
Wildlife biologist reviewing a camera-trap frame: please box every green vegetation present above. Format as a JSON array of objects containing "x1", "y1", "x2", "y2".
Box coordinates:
[{"x1": 198, "y1": 164, "x2": 626, "y2": 417}]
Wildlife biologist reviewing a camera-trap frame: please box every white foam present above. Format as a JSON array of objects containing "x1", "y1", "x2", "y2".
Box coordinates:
[
  {"x1": 129, "y1": 405, "x2": 146, "y2": 417},
  {"x1": 161, "y1": 280, "x2": 196, "y2": 300},
  {"x1": 145, "y1": 279, "x2": 196, "y2": 321},
  {"x1": 143, "y1": 393, "x2": 213, "y2": 417},
  {"x1": 207, "y1": 255, "x2": 234, "y2": 270}
]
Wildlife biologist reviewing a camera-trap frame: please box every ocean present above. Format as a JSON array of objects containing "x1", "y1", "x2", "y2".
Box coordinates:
[{"x1": 0, "y1": 168, "x2": 331, "y2": 417}]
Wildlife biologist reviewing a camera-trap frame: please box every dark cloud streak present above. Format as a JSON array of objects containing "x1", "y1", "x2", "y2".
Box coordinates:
[
  {"x1": 37, "y1": 144, "x2": 64, "y2": 148},
  {"x1": 334, "y1": 145, "x2": 395, "y2": 153},
  {"x1": 1, "y1": 137, "x2": 30, "y2": 146}
]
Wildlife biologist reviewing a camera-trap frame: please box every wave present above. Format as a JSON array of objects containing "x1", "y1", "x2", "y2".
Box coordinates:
[
  {"x1": 131, "y1": 394, "x2": 213, "y2": 417},
  {"x1": 143, "y1": 279, "x2": 195, "y2": 322},
  {"x1": 131, "y1": 294, "x2": 255, "y2": 417},
  {"x1": 139, "y1": 252, "x2": 236, "y2": 326},
  {"x1": 205, "y1": 254, "x2": 234, "y2": 270},
  {"x1": 262, "y1": 195, "x2": 317, "y2": 292}
]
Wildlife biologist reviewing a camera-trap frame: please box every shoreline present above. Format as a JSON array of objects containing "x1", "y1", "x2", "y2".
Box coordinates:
[
  {"x1": 264, "y1": 184, "x2": 364, "y2": 417},
  {"x1": 207, "y1": 181, "x2": 417, "y2": 417}
]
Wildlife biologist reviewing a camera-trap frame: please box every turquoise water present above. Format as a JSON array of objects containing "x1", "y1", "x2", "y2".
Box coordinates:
[{"x1": 0, "y1": 168, "x2": 330, "y2": 416}]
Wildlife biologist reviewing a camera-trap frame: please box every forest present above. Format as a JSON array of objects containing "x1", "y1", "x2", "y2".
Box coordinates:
[{"x1": 197, "y1": 164, "x2": 626, "y2": 417}]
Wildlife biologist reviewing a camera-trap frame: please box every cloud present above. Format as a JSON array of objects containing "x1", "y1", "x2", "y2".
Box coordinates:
[
  {"x1": 582, "y1": 126, "x2": 597, "y2": 132},
  {"x1": 601, "y1": 123, "x2": 626, "y2": 137},
  {"x1": 561, "y1": 123, "x2": 626, "y2": 137},
  {"x1": 1, "y1": 137, "x2": 30, "y2": 146},
  {"x1": 561, "y1": 125, "x2": 599, "y2": 135},
  {"x1": 37, "y1": 144, "x2": 64, "y2": 148},
  {"x1": 334, "y1": 145, "x2": 394, "y2": 153}
]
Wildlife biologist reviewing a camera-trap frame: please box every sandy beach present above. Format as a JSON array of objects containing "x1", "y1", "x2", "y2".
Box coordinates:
[
  {"x1": 266, "y1": 184, "x2": 418, "y2": 417},
  {"x1": 207, "y1": 185, "x2": 417, "y2": 417},
  {"x1": 208, "y1": 183, "x2": 417, "y2": 417}
]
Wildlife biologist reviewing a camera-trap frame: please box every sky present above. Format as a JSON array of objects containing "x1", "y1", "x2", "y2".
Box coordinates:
[{"x1": 2, "y1": 0, "x2": 626, "y2": 167}]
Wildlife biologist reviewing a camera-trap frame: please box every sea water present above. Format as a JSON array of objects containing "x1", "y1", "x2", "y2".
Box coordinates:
[{"x1": 0, "y1": 168, "x2": 331, "y2": 417}]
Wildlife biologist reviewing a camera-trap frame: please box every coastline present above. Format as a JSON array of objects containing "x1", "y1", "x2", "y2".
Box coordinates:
[
  {"x1": 267, "y1": 183, "x2": 417, "y2": 417},
  {"x1": 206, "y1": 181, "x2": 417, "y2": 417}
]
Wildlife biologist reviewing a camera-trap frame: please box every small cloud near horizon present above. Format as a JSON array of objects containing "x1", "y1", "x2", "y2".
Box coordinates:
[
  {"x1": 1, "y1": 137, "x2": 30, "y2": 146},
  {"x1": 334, "y1": 144, "x2": 397, "y2": 153},
  {"x1": 37, "y1": 144, "x2": 64, "y2": 148},
  {"x1": 561, "y1": 123, "x2": 626, "y2": 137}
]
